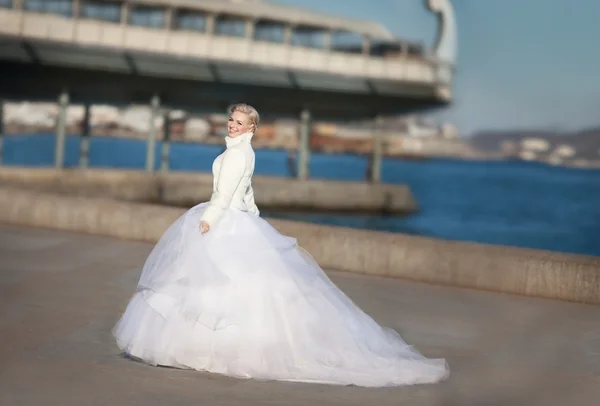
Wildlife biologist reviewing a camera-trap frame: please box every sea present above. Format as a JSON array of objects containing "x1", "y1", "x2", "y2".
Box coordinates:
[{"x1": 3, "y1": 133, "x2": 600, "y2": 257}]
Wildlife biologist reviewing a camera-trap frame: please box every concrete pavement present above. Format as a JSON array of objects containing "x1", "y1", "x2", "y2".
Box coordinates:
[{"x1": 0, "y1": 224, "x2": 599, "y2": 405}]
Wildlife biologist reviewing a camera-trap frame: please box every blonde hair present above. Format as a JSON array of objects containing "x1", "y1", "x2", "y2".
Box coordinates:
[{"x1": 230, "y1": 103, "x2": 260, "y2": 130}]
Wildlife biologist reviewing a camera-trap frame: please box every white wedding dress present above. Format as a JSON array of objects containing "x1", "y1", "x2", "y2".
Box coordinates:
[{"x1": 113, "y1": 132, "x2": 449, "y2": 387}]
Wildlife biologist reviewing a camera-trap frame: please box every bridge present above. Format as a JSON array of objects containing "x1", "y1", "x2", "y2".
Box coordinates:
[
  {"x1": 0, "y1": 0, "x2": 457, "y2": 179},
  {"x1": 0, "y1": 0, "x2": 456, "y2": 115}
]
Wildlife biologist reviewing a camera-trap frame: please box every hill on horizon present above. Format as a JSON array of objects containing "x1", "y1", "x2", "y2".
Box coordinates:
[{"x1": 468, "y1": 126, "x2": 600, "y2": 160}]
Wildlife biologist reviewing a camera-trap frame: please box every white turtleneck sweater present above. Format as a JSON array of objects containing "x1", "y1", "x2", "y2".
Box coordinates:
[{"x1": 200, "y1": 132, "x2": 260, "y2": 228}]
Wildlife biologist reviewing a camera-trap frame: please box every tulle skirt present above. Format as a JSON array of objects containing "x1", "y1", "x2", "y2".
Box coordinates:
[{"x1": 113, "y1": 203, "x2": 449, "y2": 387}]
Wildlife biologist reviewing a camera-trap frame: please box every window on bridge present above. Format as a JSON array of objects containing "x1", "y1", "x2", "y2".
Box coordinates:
[
  {"x1": 129, "y1": 4, "x2": 165, "y2": 29},
  {"x1": 25, "y1": 0, "x2": 73, "y2": 17},
  {"x1": 368, "y1": 40, "x2": 410, "y2": 58},
  {"x1": 291, "y1": 26, "x2": 327, "y2": 49},
  {"x1": 406, "y1": 43, "x2": 426, "y2": 57},
  {"x1": 81, "y1": 0, "x2": 121, "y2": 23},
  {"x1": 370, "y1": 41, "x2": 425, "y2": 59},
  {"x1": 254, "y1": 20, "x2": 285, "y2": 43},
  {"x1": 215, "y1": 15, "x2": 246, "y2": 38},
  {"x1": 0, "y1": 0, "x2": 13, "y2": 9},
  {"x1": 174, "y1": 9, "x2": 207, "y2": 33},
  {"x1": 331, "y1": 30, "x2": 365, "y2": 54}
]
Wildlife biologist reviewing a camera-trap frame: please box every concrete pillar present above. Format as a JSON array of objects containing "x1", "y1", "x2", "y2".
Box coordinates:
[
  {"x1": 55, "y1": 91, "x2": 69, "y2": 169},
  {"x1": 245, "y1": 18, "x2": 255, "y2": 59},
  {"x1": 160, "y1": 112, "x2": 171, "y2": 173},
  {"x1": 79, "y1": 103, "x2": 91, "y2": 169},
  {"x1": 245, "y1": 18, "x2": 255, "y2": 38},
  {"x1": 297, "y1": 109, "x2": 311, "y2": 181},
  {"x1": 283, "y1": 25, "x2": 293, "y2": 44},
  {"x1": 0, "y1": 101, "x2": 4, "y2": 165},
  {"x1": 362, "y1": 36, "x2": 371, "y2": 55},
  {"x1": 14, "y1": 0, "x2": 23, "y2": 10},
  {"x1": 146, "y1": 95, "x2": 160, "y2": 172},
  {"x1": 73, "y1": 0, "x2": 80, "y2": 18},
  {"x1": 401, "y1": 41, "x2": 409, "y2": 58},
  {"x1": 164, "y1": 7, "x2": 173, "y2": 29},
  {"x1": 370, "y1": 115, "x2": 384, "y2": 183},
  {"x1": 120, "y1": 2, "x2": 129, "y2": 25},
  {"x1": 206, "y1": 14, "x2": 215, "y2": 35},
  {"x1": 323, "y1": 30, "x2": 331, "y2": 50}
]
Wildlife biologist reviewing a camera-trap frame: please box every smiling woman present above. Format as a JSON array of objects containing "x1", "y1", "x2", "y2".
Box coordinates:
[
  {"x1": 112, "y1": 102, "x2": 450, "y2": 388},
  {"x1": 226, "y1": 103, "x2": 259, "y2": 138}
]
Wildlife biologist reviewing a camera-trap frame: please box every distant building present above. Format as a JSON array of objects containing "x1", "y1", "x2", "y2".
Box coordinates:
[
  {"x1": 4, "y1": 101, "x2": 466, "y2": 158},
  {"x1": 521, "y1": 138, "x2": 550, "y2": 152}
]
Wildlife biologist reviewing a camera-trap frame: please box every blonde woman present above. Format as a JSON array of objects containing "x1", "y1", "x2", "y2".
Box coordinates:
[{"x1": 113, "y1": 103, "x2": 449, "y2": 387}]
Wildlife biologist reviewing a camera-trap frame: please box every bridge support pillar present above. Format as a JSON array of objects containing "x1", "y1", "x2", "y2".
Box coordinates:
[
  {"x1": 146, "y1": 95, "x2": 160, "y2": 172},
  {"x1": 0, "y1": 101, "x2": 4, "y2": 165},
  {"x1": 297, "y1": 109, "x2": 311, "y2": 180},
  {"x1": 160, "y1": 112, "x2": 171, "y2": 173},
  {"x1": 370, "y1": 115, "x2": 384, "y2": 183},
  {"x1": 55, "y1": 91, "x2": 69, "y2": 169},
  {"x1": 79, "y1": 103, "x2": 91, "y2": 169}
]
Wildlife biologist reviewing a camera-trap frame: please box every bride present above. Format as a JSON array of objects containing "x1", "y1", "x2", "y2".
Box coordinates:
[{"x1": 113, "y1": 103, "x2": 449, "y2": 387}]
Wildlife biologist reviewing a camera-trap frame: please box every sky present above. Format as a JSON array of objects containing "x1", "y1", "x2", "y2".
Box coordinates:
[{"x1": 272, "y1": 0, "x2": 600, "y2": 136}]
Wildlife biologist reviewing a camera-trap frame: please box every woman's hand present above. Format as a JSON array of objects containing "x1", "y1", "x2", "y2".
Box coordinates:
[{"x1": 200, "y1": 221, "x2": 210, "y2": 234}]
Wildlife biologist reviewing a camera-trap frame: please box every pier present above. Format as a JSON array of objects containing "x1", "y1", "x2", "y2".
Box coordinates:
[
  {"x1": 0, "y1": 166, "x2": 418, "y2": 213},
  {"x1": 1, "y1": 223, "x2": 598, "y2": 405}
]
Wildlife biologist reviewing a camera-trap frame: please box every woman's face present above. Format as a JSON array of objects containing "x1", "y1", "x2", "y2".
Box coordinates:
[{"x1": 228, "y1": 111, "x2": 254, "y2": 138}]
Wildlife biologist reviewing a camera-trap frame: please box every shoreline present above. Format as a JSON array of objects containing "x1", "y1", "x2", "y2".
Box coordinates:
[{"x1": 3, "y1": 131, "x2": 600, "y2": 169}]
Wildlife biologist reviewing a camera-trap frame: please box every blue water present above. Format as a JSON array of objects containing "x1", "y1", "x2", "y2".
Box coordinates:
[{"x1": 3, "y1": 133, "x2": 600, "y2": 256}]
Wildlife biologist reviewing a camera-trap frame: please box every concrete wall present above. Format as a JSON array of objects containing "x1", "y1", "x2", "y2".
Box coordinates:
[
  {"x1": 0, "y1": 167, "x2": 417, "y2": 213},
  {"x1": 1, "y1": 186, "x2": 598, "y2": 305}
]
